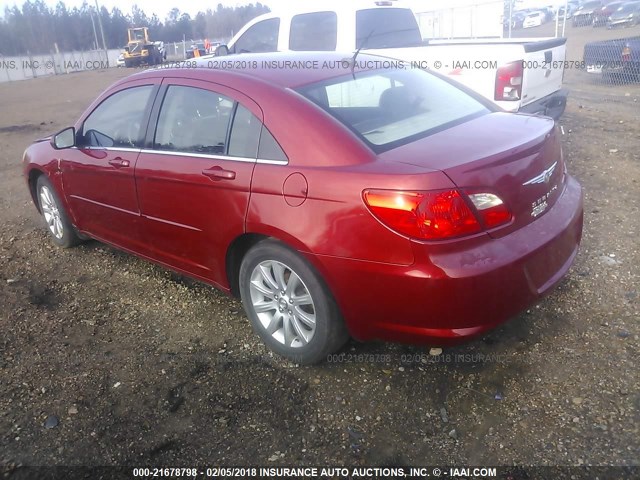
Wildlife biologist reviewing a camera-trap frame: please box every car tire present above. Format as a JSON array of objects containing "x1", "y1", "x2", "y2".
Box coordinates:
[
  {"x1": 36, "y1": 176, "x2": 82, "y2": 248},
  {"x1": 239, "y1": 240, "x2": 349, "y2": 364}
]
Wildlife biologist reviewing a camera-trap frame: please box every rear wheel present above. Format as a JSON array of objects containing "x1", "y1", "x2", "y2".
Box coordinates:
[
  {"x1": 239, "y1": 240, "x2": 349, "y2": 364},
  {"x1": 36, "y1": 176, "x2": 81, "y2": 248}
]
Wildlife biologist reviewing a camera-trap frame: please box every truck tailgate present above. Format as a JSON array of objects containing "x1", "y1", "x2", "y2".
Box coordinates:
[
  {"x1": 521, "y1": 38, "x2": 567, "y2": 109},
  {"x1": 371, "y1": 37, "x2": 567, "y2": 117}
]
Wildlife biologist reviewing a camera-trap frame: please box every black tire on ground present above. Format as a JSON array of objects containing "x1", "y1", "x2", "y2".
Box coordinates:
[
  {"x1": 36, "y1": 175, "x2": 82, "y2": 249},
  {"x1": 239, "y1": 239, "x2": 349, "y2": 364}
]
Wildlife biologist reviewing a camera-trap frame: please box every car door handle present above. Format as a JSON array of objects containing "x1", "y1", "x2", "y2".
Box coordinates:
[
  {"x1": 202, "y1": 166, "x2": 236, "y2": 180},
  {"x1": 108, "y1": 157, "x2": 130, "y2": 168}
]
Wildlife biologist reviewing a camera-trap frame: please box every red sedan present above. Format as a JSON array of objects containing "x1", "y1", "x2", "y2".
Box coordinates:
[{"x1": 23, "y1": 52, "x2": 583, "y2": 364}]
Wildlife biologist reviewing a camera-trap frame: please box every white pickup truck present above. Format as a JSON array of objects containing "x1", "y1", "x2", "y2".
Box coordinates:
[{"x1": 213, "y1": 1, "x2": 568, "y2": 119}]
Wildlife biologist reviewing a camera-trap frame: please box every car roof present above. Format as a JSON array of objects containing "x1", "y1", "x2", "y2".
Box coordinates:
[{"x1": 129, "y1": 51, "x2": 388, "y2": 89}]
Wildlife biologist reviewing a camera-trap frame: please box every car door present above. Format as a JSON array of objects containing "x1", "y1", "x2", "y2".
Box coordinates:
[
  {"x1": 134, "y1": 79, "x2": 263, "y2": 286},
  {"x1": 60, "y1": 80, "x2": 158, "y2": 250}
]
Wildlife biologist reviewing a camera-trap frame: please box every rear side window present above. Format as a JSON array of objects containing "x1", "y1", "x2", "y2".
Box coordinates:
[
  {"x1": 289, "y1": 12, "x2": 337, "y2": 51},
  {"x1": 154, "y1": 86, "x2": 234, "y2": 154},
  {"x1": 228, "y1": 105, "x2": 262, "y2": 158},
  {"x1": 356, "y1": 8, "x2": 423, "y2": 49},
  {"x1": 258, "y1": 128, "x2": 287, "y2": 162},
  {"x1": 82, "y1": 85, "x2": 154, "y2": 148},
  {"x1": 233, "y1": 18, "x2": 280, "y2": 53}
]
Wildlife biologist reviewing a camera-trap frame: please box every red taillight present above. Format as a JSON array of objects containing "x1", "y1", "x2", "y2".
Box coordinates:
[
  {"x1": 495, "y1": 61, "x2": 523, "y2": 101},
  {"x1": 622, "y1": 45, "x2": 631, "y2": 62},
  {"x1": 363, "y1": 189, "x2": 482, "y2": 240},
  {"x1": 363, "y1": 189, "x2": 512, "y2": 240}
]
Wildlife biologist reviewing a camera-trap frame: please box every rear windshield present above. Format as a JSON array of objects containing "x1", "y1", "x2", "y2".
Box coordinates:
[
  {"x1": 356, "y1": 8, "x2": 423, "y2": 48},
  {"x1": 297, "y1": 68, "x2": 491, "y2": 153}
]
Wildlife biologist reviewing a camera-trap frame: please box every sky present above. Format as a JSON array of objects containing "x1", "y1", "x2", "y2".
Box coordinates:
[
  {"x1": 0, "y1": 0, "x2": 304, "y2": 19},
  {"x1": 0, "y1": 0, "x2": 565, "y2": 21}
]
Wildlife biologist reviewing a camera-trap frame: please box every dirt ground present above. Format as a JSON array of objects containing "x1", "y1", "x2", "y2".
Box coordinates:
[{"x1": 0, "y1": 51, "x2": 639, "y2": 474}]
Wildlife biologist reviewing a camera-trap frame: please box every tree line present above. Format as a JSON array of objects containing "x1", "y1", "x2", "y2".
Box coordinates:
[{"x1": 0, "y1": 1, "x2": 271, "y2": 56}]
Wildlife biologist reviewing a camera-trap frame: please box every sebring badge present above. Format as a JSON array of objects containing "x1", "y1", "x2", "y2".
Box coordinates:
[
  {"x1": 522, "y1": 161, "x2": 557, "y2": 186},
  {"x1": 524, "y1": 162, "x2": 560, "y2": 217}
]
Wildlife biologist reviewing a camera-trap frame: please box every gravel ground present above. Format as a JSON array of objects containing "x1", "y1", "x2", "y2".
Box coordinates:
[{"x1": 0, "y1": 63, "x2": 638, "y2": 474}]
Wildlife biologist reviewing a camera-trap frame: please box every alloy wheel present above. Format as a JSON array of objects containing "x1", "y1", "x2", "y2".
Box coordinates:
[
  {"x1": 249, "y1": 260, "x2": 316, "y2": 348},
  {"x1": 39, "y1": 185, "x2": 64, "y2": 240}
]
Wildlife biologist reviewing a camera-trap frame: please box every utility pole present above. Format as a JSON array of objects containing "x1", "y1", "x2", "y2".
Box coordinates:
[
  {"x1": 94, "y1": 0, "x2": 109, "y2": 67},
  {"x1": 89, "y1": 9, "x2": 99, "y2": 50}
]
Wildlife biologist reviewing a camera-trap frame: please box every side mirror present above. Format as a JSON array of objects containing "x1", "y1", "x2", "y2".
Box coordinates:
[
  {"x1": 52, "y1": 127, "x2": 76, "y2": 150},
  {"x1": 214, "y1": 44, "x2": 229, "y2": 57}
]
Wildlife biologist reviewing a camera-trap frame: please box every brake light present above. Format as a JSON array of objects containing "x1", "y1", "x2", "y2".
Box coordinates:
[
  {"x1": 363, "y1": 189, "x2": 512, "y2": 240},
  {"x1": 622, "y1": 45, "x2": 631, "y2": 62},
  {"x1": 495, "y1": 61, "x2": 523, "y2": 101},
  {"x1": 362, "y1": 189, "x2": 478, "y2": 240}
]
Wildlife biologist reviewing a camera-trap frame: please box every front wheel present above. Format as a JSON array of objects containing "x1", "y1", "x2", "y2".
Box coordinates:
[
  {"x1": 36, "y1": 176, "x2": 81, "y2": 248},
  {"x1": 239, "y1": 240, "x2": 349, "y2": 364}
]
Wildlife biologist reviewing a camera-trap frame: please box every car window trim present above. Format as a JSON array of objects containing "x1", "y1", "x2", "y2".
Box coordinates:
[
  {"x1": 225, "y1": 101, "x2": 240, "y2": 155},
  {"x1": 136, "y1": 147, "x2": 286, "y2": 165},
  {"x1": 139, "y1": 148, "x2": 254, "y2": 162},
  {"x1": 143, "y1": 83, "x2": 167, "y2": 150},
  {"x1": 73, "y1": 146, "x2": 141, "y2": 153}
]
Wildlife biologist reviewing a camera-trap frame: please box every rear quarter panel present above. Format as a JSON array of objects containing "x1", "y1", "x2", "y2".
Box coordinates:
[{"x1": 243, "y1": 83, "x2": 454, "y2": 265}]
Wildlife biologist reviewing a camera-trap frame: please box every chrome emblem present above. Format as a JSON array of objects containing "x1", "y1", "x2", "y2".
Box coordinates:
[{"x1": 523, "y1": 161, "x2": 557, "y2": 186}]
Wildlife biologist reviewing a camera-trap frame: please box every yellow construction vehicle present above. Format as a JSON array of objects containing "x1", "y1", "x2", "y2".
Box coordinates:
[{"x1": 123, "y1": 27, "x2": 166, "y2": 67}]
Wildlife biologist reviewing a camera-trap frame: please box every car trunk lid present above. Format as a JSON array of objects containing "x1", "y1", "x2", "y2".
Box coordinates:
[{"x1": 378, "y1": 112, "x2": 565, "y2": 237}]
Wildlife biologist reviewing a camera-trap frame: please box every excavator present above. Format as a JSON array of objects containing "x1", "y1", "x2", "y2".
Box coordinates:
[{"x1": 122, "y1": 27, "x2": 166, "y2": 67}]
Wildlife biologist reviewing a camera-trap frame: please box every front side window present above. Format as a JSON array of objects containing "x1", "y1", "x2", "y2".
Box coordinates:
[
  {"x1": 154, "y1": 86, "x2": 234, "y2": 155},
  {"x1": 82, "y1": 85, "x2": 154, "y2": 148},
  {"x1": 289, "y1": 12, "x2": 337, "y2": 51},
  {"x1": 233, "y1": 18, "x2": 280, "y2": 53},
  {"x1": 298, "y1": 68, "x2": 491, "y2": 152}
]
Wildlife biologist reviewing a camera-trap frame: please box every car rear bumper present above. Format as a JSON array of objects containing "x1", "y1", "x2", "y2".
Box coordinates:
[
  {"x1": 310, "y1": 175, "x2": 583, "y2": 345},
  {"x1": 519, "y1": 89, "x2": 568, "y2": 120}
]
